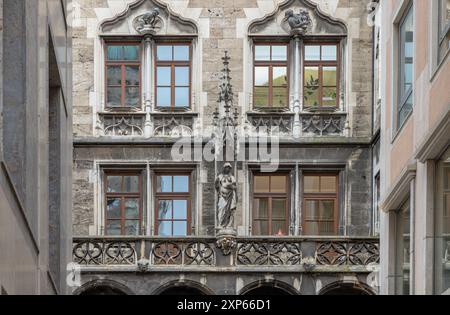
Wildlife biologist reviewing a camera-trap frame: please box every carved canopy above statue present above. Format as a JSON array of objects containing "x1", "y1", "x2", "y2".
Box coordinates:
[
  {"x1": 100, "y1": 0, "x2": 198, "y2": 36},
  {"x1": 248, "y1": 0, "x2": 346, "y2": 37}
]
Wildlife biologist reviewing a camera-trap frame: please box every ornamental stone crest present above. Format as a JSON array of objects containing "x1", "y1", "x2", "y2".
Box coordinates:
[
  {"x1": 133, "y1": 8, "x2": 162, "y2": 35},
  {"x1": 285, "y1": 9, "x2": 312, "y2": 36}
]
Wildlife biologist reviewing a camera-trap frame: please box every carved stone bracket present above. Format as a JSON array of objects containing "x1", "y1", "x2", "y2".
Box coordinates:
[
  {"x1": 301, "y1": 112, "x2": 347, "y2": 136},
  {"x1": 97, "y1": 113, "x2": 145, "y2": 137},
  {"x1": 152, "y1": 112, "x2": 197, "y2": 137},
  {"x1": 216, "y1": 235, "x2": 237, "y2": 256}
]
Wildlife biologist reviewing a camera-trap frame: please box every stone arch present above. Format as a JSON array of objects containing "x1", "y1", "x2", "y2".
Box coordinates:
[
  {"x1": 248, "y1": 0, "x2": 347, "y2": 36},
  {"x1": 319, "y1": 281, "x2": 376, "y2": 296},
  {"x1": 74, "y1": 279, "x2": 135, "y2": 295},
  {"x1": 239, "y1": 280, "x2": 300, "y2": 296},
  {"x1": 152, "y1": 280, "x2": 215, "y2": 296}
]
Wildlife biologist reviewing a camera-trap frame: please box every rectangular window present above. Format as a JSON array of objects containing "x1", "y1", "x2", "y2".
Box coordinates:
[
  {"x1": 438, "y1": 0, "x2": 450, "y2": 62},
  {"x1": 104, "y1": 172, "x2": 142, "y2": 236},
  {"x1": 105, "y1": 43, "x2": 141, "y2": 108},
  {"x1": 155, "y1": 44, "x2": 191, "y2": 110},
  {"x1": 155, "y1": 174, "x2": 191, "y2": 236},
  {"x1": 303, "y1": 43, "x2": 339, "y2": 108},
  {"x1": 252, "y1": 174, "x2": 289, "y2": 236},
  {"x1": 302, "y1": 173, "x2": 339, "y2": 235},
  {"x1": 397, "y1": 5, "x2": 414, "y2": 129},
  {"x1": 397, "y1": 200, "x2": 411, "y2": 295},
  {"x1": 253, "y1": 44, "x2": 289, "y2": 108}
]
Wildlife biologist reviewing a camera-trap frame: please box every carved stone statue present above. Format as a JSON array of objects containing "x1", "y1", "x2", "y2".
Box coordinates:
[
  {"x1": 215, "y1": 163, "x2": 237, "y2": 230},
  {"x1": 285, "y1": 9, "x2": 311, "y2": 35},
  {"x1": 133, "y1": 8, "x2": 162, "y2": 35}
]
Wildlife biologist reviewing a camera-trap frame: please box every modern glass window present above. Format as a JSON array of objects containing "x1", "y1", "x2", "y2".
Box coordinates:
[
  {"x1": 303, "y1": 43, "x2": 339, "y2": 108},
  {"x1": 397, "y1": 5, "x2": 414, "y2": 129},
  {"x1": 253, "y1": 44, "x2": 289, "y2": 108},
  {"x1": 252, "y1": 174, "x2": 289, "y2": 236},
  {"x1": 438, "y1": 0, "x2": 450, "y2": 62},
  {"x1": 155, "y1": 44, "x2": 191, "y2": 110},
  {"x1": 155, "y1": 174, "x2": 191, "y2": 236},
  {"x1": 105, "y1": 43, "x2": 141, "y2": 108},
  {"x1": 302, "y1": 173, "x2": 339, "y2": 235},
  {"x1": 104, "y1": 172, "x2": 142, "y2": 235},
  {"x1": 397, "y1": 200, "x2": 411, "y2": 295}
]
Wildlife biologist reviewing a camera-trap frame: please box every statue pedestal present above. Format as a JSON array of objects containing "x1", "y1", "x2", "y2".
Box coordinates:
[{"x1": 215, "y1": 229, "x2": 237, "y2": 256}]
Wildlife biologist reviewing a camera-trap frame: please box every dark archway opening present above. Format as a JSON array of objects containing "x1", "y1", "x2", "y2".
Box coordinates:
[
  {"x1": 320, "y1": 283, "x2": 374, "y2": 296},
  {"x1": 159, "y1": 286, "x2": 207, "y2": 296},
  {"x1": 240, "y1": 281, "x2": 298, "y2": 296},
  {"x1": 79, "y1": 286, "x2": 128, "y2": 295}
]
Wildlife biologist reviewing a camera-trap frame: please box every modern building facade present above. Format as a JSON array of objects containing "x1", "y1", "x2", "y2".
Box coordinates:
[
  {"x1": 71, "y1": 0, "x2": 380, "y2": 295},
  {"x1": 0, "y1": 0, "x2": 73, "y2": 295},
  {"x1": 379, "y1": 0, "x2": 450, "y2": 295}
]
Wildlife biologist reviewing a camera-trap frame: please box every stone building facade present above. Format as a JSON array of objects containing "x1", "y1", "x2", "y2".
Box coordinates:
[
  {"x1": 0, "y1": 0, "x2": 73, "y2": 295},
  {"x1": 71, "y1": 0, "x2": 379, "y2": 295},
  {"x1": 379, "y1": 0, "x2": 450, "y2": 295}
]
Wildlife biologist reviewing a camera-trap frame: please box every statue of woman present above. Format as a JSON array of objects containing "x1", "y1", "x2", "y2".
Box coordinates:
[{"x1": 215, "y1": 163, "x2": 237, "y2": 230}]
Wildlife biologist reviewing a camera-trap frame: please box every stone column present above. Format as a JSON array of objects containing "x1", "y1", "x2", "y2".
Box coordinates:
[
  {"x1": 292, "y1": 36, "x2": 302, "y2": 138},
  {"x1": 144, "y1": 36, "x2": 153, "y2": 137}
]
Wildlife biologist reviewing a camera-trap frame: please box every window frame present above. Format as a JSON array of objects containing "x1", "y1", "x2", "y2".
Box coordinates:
[
  {"x1": 104, "y1": 41, "x2": 143, "y2": 110},
  {"x1": 104, "y1": 171, "x2": 143, "y2": 236},
  {"x1": 253, "y1": 42, "x2": 290, "y2": 109},
  {"x1": 301, "y1": 173, "x2": 340, "y2": 236},
  {"x1": 438, "y1": 0, "x2": 450, "y2": 62},
  {"x1": 302, "y1": 41, "x2": 341, "y2": 109},
  {"x1": 154, "y1": 172, "x2": 192, "y2": 237},
  {"x1": 251, "y1": 173, "x2": 290, "y2": 236},
  {"x1": 154, "y1": 42, "x2": 192, "y2": 111}
]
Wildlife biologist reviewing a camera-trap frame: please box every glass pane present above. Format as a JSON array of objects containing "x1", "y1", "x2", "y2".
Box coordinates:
[
  {"x1": 272, "y1": 45, "x2": 287, "y2": 61},
  {"x1": 107, "y1": 66, "x2": 122, "y2": 85},
  {"x1": 304, "y1": 88, "x2": 319, "y2": 107},
  {"x1": 305, "y1": 45, "x2": 321, "y2": 60},
  {"x1": 321, "y1": 176, "x2": 337, "y2": 193},
  {"x1": 157, "y1": 87, "x2": 171, "y2": 107},
  {"x1": 173, "y1": 200, "x2": 188, "y2": 220},
  {"x1": 175, "y1": 87, "x2": 189, "y2": 107},
  {"x1": 255, "y1": 45, "x2": 270, "y2": 61},
  {"x1": 322, "y1": 45, "x2": 337, "y2": 61},
  {"x1": 254, "y1": 67, "x2": 269, "y2": 86},
  {"x1": 157, "y1": 176, "x2": 173, "y2": 193},
  {"x1": 123, "y1": 46, "x2": 139, "y2": 61},
  {"x1": 304, "y1": 176, "x2": 320, "y2": 193},
  {"x1": 253, "y1": 220, "x2": 269, "y2": 236},
  {"x1": 173, "y1": 176, "x2": 189, "y2": 192},
  {"x1": 254, "y1": 176, "x2": 270, "y2": 193},
  {"x1": 106, "y1": 198, "x2": 121, "y2": 219},
  {"x1": 273, "y1": 67, "x2": 287, "y2": 86},
  {"x1": 125, "y1": 220, "x2": 140, "y2": 235},
  {"x1": 271, "y1": 176, "x2": 287, "y2": 193},
  {"x1": 272, "y1": 87, "x2": 288, "y2": 108},
  {"x1": 254, "y1": 87, "x2": 269, "y2": 107},
  {"x1": 157, "y1": 46, "x2": 173, "y2": 61},
  {"x1": 400, "y1": 7, "x2": 414, "y2": 96},
  {"x1": 319, "y1": 200, "x2": 334, "y2": 220},
  {"x1": 175, "y1": 67, "x2": 189, "y2": 86},
  {"x1": 106, "y1": 221, "x2": 121, "y2": 236},
  {"x1": 322, "y1": 87, "x2": 337, "y2": 107},
  {"x1": 173, "y1": 221, "x2": 188, "y2": 236},
  {"x1": 158, "y1": 200, "x2": 173, "y2": 220},
  {"x1": 125, "y1": 66, "x2": 139, "y2": 86},
  {"x1": 174, "y1": 45, "x2": 190, "y2": 61},
  {"x1": 304, "y1": 222, "x2": 318, "y2": 235},
  {"x1": 254, "y1": 198, "x2": 268, "y2": 219},
  {"x1": 398, "y1": 93, "x2": 413, "y2": 127},
  {"x1": 323, "y1": 67, "x2": 337, "y2": 86},
  {"x1": 107, "y1": 46, "x2": 123, "y2": 60},
  {"x1": 157, "y1": 67, "x2": 171, "y2": 86},
  {"x1": 272, "y1": 199, "x2": 286, "y2": 219},
  {"x1": 158, "y1": 221, "x2": 172, "y2": 236},
  {"x1": 107, "y1": 87, "x2": 122, "y2": 107},
  {"x1": 304, "y1": 66, "x2": 319, "y2": 85},
  {"x1": 305, "y1": 200, "x2": 319, "y2": 220},
  {"x1": 272, "y1": 220, "x2": 287, "y2": 235},
  {"x1": 107, "y1": 176, "x2": 122, "y2": 192},
  {"x1": 125, "y1": 87, "x2": 139, "y2": 107},
  {"x1": 125, "y1": 199, "x2": 139, "y2": 219}
]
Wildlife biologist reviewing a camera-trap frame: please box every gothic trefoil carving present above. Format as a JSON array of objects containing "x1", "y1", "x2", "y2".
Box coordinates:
[{"x1": 285, "y1": 9, "x2": 312, "y2": 36}]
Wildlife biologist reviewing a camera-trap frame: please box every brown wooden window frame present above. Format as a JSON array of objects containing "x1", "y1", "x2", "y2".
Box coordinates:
[
  {"x1": 104, "y1": 171, "x2": 143, "y2": 236},
  {"x1": 253, "y1": 43, "x2": 290, "y2": 109},
  {"x1": 252, "y1": 173, "x2": 290, "y2": 236},
  {"x1": 154, "y1": 172, "x2": 192, "y2": 237},
  {"x1": 104, "y1": 41, "x2": 142, "y2": 109},
  {"x1": 302, "y1": 173, "x2": 339, "y2": 236},
  {"x1": 154, "y1": 42, "x2": 192, "y2": 111},
  {"x1": 303, "y1": 41, "x2": 340, "y2": 109}
]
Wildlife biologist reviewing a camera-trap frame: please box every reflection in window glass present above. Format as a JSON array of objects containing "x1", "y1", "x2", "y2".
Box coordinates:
[
  {"x1": 305, "y1": 45, "x2": 321, "y2": 60},
  {"x1": 255, "y1": 46, "x2": 270, "y2": 61}
]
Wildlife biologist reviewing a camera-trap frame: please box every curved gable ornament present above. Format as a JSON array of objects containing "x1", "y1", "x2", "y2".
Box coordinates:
[
  {"x1": 249, "y1": 0, "x2": 347, "y2": 37},
  {"x1": 100, "y1": 0, "x2": 198, "y2": 36}
]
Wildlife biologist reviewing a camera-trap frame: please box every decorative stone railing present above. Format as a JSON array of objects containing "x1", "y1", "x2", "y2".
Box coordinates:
[
  {"x1": 97, "y1": 112, "x2": 146, "y2": 137},
  {"x1": 246, "y1": 112, "x2": 294, "y2": 137},
  {"x1": 73, "y1": 237, "x2": 379, "y2": 272},
  {"x1": 152, "y1": 112, "x2": 197, "y2": 137},
  {"x1": 300, "y1": 112, "x2": 348, "y2": 137}
]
